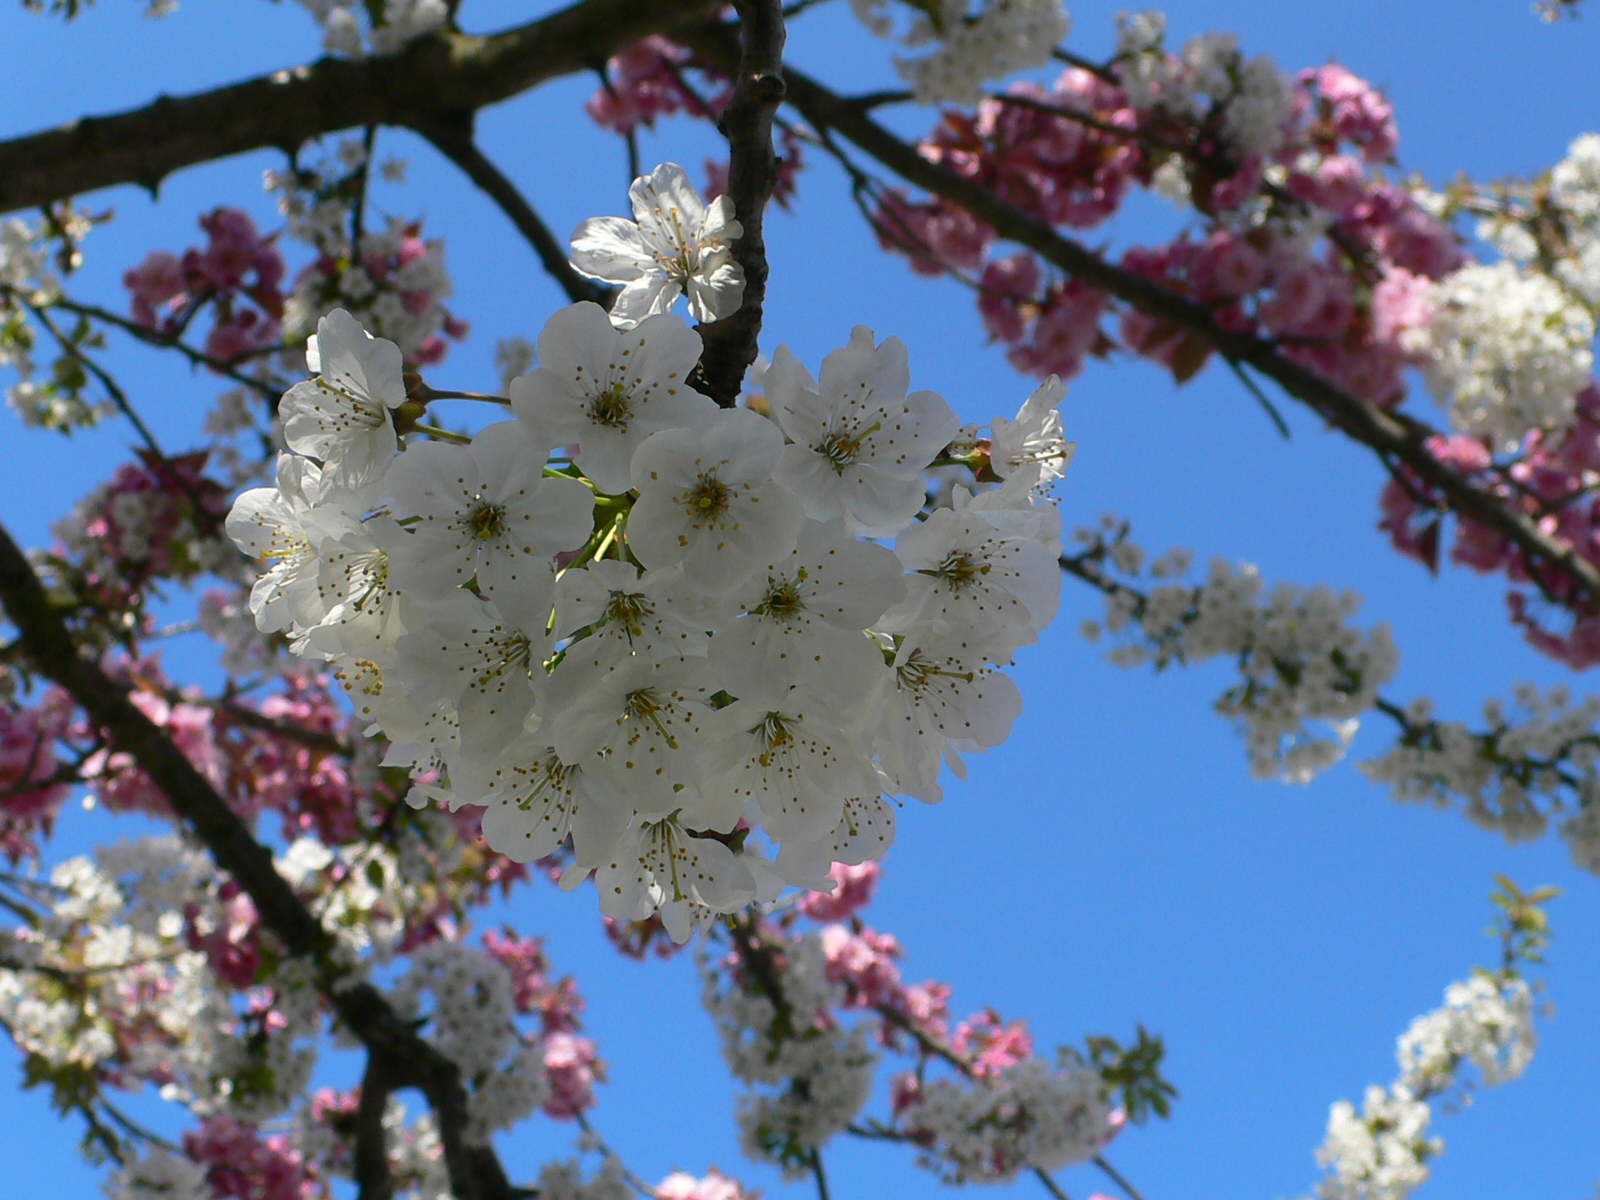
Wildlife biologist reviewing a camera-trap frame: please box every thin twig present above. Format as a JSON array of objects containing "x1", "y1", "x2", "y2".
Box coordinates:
[{"x1": 420, "y1": 124, "x2": 610, "y2": 307}]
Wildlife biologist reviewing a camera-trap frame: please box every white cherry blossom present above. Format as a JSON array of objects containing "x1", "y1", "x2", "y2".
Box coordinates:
[
  {"x1": 470, "y1": 734, "x2": 631, "y2": 867},
  {"x1": 381, "y1": 419, "x2": 592, "y2": 602},
  {"x1": 279, "y1": 308, "x2": 409, "y2": 488},
  {"x1": 766, "y1": 328, "x2": 960, "y2": 536},
  {"x1": 555, "y1": 560, "x2": 716, "y2": 663},
  {"x1": 594, "y1": 814, "x2": 758, "y2": 942},
  {"x1": 988, "y1": 375, "x2": 1076, "y2": 491},
  {"x1": 225, "y1": 453, "x2": 335, "y2": 633},
  {"x1": 511, "y1": 303, "x2": 717, "y2": 493},
  {"x1": 627, "y1": 407, "x2": 803, "y2": 593},
  {"x1": 570, "y1": 163, "x2": 745, "y2": 327}
]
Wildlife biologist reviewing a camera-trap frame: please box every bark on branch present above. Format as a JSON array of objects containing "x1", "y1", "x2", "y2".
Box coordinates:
[
  {"x1": 761, "y1": 64, "x2": 1600, "y2": 605},
  {"x1": 0, "y1": 0, "x2": 720, "y2": 215},
  {"x1": 693, "y1": 0, "x2": 787, "y2": 406},
  {"x1": 0, "y1": 520, "x2": 514, "y2": 1200}
]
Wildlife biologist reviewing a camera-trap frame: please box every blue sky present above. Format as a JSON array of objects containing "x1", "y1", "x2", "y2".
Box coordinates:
[{"x1": 1, "y1": 1, "x2": 1597, "y2": 1198}]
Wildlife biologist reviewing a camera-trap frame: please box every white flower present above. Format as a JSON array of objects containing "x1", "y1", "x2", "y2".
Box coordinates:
[
  {"x1": 702, "y1": 691, "x2": 883, "y2": 847},
  {"x1": 226, "y1": 453, "x2": 334, "y2": 633},
  {"x1": 881, "y1": 507, "x2": 1061, "y2": 657},
  {"x1": 510, "y1": 302, "x2": 717, "y2": 492},
  {"x1": 989, "y1": 376, "x2": 1076, "y2": 491},
  {"x1": 554, "y1": 561, "x2": 715, "y2": 663},
  {"x1": 708, "y1": 518, "x2": 903, "y2": 711},
  {"x1": 279, "y1": 309, "x2": 409, "y2": 488},
  {"x1": 894, "y1": 0, "x2": 1071, "y2": 107},
  {"x1": 596, "y1": 815, "x2": 758, "y2": 941},
  {"x1": 627, "y1": 407, "x2": 803, "y2": 593},
  {"x1": 570, "y1": 163, "x2": 745, "y2": 327},
  {"x1": 543, "y1": 654, "x2": 713, "y2": 820},
  {"x1": 767, "y1": 328, "x2": 960, "y2": 536},
  {"x1": 381, "y1": 419, "x2": 593, "y2": 602},
  {"x1": 872, "y1": 634, "x2": 1023, "y2": 802},
  {"x1": 1414, "y1": 261, "x2": 1595, "y2": 448},
  {"x1": 471, "y1": 735, "x2": 631, "y2": 868}
]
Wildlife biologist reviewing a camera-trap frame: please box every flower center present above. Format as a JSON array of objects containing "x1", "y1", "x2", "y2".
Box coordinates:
[
  {"x1": 813, "y1": 421, "x2": 881, "y2": 473},
  {"x1": 316, "y1": 378, "x2": 387, "y2": 429},
  {"x1": 623, "y1": 687, "x2": 680, "y2": 749},
  {"x1": 682, "y1": 473, "x2": 733, "y2": 523},
  {"x1": 513, "y1": 753, "x2": 578, "y2": 813},
  {"x1": 587, "y1": 381, "x2": 635, "y2": 430},
  {"x1": 754, "y1": 574, "x2": 807, "y2": 620},
  {"x1": 933, "y1": 550, "x2": 988, "y2": 591},
  {"x1": 603, "y1": 590, "x2": 655, "y2": 639},
  {"x1": 465, "y1": 498, "x2": 508, "y2": 540}
]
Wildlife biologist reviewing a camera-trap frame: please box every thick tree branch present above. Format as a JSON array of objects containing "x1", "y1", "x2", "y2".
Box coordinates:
[
  {"x1": 355, "y1": 1054, "x2": 396, "y2": 1200},
  {"x1": 418, "y1": 122, "x2": 609, "y2": 306},
  {"x1": 693, "y1": 0, "x2": 787, "y2": 406},
  {"x1": 0, "y1": 519, "x2": 514, "y2": 1200},
  {"x1": 753, "y1": 64, "x2": 1600, "y2": 605},
  {"x1": 0, "y1": 0, "x2": 720, "y2": 214}
]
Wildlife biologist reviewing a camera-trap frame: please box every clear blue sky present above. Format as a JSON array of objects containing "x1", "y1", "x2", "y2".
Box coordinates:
[{"x1": 1, "y1": 2, "x2": 1597, "y2": 1198}]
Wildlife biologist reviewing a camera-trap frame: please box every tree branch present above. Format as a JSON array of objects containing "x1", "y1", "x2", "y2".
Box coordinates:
[
  {"x1": 355, "y1": 1054, "x2": 396, "y2": 1200},
  {"x1": 418, "y1": 123, "x2": 609, "y2": 306},
  {"x1": 0, "y1": 518, "x2": 515, "y2": 1200},
  {"x1": 754, "y1": 64, "x2": 1600, "y2": 606},
  {"x1": 693, "y1": 0, "x2": 787, "y2": 406},
  {"x1": 0, "y1": 0, "x2": 721, "y2": 214}
]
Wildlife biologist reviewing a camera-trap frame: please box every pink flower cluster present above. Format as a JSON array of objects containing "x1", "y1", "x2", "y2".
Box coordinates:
[
  {"x1": 123, "y1": 207, "x2": 285, "y2": 366},
  {"x1": 0, "y1": 686, "x2": 74, "y2": 862},
  {"x1": 864, "y1": 52, "x2": 1458, "y2": 401},
  {"x1": 183, "y1": 1113, "x2": 319, "y2": 1200},
  {"x1": 1380, "y1": 383, "x2": 1600, "y2": 666},
  {"x1": 481, "y1": 927, "x2": 603, "y2": 1119},
  {"x1": 64, "y1": 449, "x2": 231, "y2": 613},
  {"x1": 654, "y1": 1168, "x2": 755, "y2": 1200},
  {"x1": 585, "y1": 36, "x2": 729, "y2": 134}
]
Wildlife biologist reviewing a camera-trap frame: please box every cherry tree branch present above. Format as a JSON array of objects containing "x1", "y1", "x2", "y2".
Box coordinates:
[
  {"x1": 750, "y1": 63, "x2": 1600, "y2": 605},
  {"x1": 355, "y1": 1054, "x2": 396, "y2": 1200},
  {"x1": 419, "y1": 123, "x2": 610, "y2": 306},
  {"x1": 693, "y1": 0, "x2": 788, "y2": 406},
  {"x1": 0, "y1": 518, "x2": 516, "y2": 1200},
  {"x1": 0, "y1": 0, "x2": 722, "y2": 214}
]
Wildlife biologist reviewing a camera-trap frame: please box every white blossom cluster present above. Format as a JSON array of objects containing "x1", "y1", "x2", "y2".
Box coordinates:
[
  {"x1": 850, "y1": 0, "x2": 1071, "y2": 106},
  {"x1": 283, "y1": 216, "x2": 457, "y2": 364},
  {"x1": 1478, "y1": 132, "x2": 1600, "y2": 313},
  {"x1": 104, "y1": 1146, "x2": 214, "y2": 1200},
  {"x1": 1410, "y1": 260, "x2": 1595, "y2": 448},
  {"x1": 292, "y1": 1092, "x2": 454, "y2": 1199},
  {"x1": 1396, "y1": 972, "x2": 1536, "y2": 1092},
  {"x1": 226, "y1": 165, "x2": 1069, "y2": 941},
  {"x1": 390, "y1": 941, "x2": 551, "y2": 1141},
  {"x1": 1114, "y1": 12, "x2": 1295, "y2": 157},
  {"x1": 701, "y1": 935, "x2": 879, "y2": 1173},
  {"x1": 0, "y1": 837, "x2": 320, "y2": 1124},
  {"x1": 1359, "y1": 684, "x2": 1600, "y2": 873},
  {"x1": 0, "y1": 216, "x2": 105, "y2": 431},
  {"x1": 294, "y1": 0, "x2": 446, "y2": 58},
  {"x1": 901, "y1": 1056, "x2": 1116, "y2": 1183},
  {"x1": 1310, "y1": 966, "x2": 1538, "y2": 1200},
  {"x1": 1080, "y1": 522, "x2": 1398, "y2": 782}
]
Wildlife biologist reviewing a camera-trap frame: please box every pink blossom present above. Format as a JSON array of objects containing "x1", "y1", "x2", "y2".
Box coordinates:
[
  {"x1": 1007, "y1": 276, "x2": 1109, "y2": 380},
  {"x1": 876, "y1": 191, "x2": 993, "y2": 276},
  {"x1": 1313, "y1": 64, "x2": 1399, "y2": 161},
  {"x1": 654, "y1": 1168, "x2": 754, "y2": 1200},
  {"x1": 799, "y1": 860, "x2": 883, "y2": 922},
  {"x1": 586, "y1": 36, "x2": 725, "y2": 133},
  {"x1": 185, "y1": 880, "x2": 264, "y2": 989},
  {"x1": 979, "y1": 252, "x2": 1042, "y2": 344},
  {"x1": 123, "y1": 251, "x2": 188, "y2": 328},
  {"x1": 953, "y1": 1009, "x2": 1034, "y2": 1078},
  {"x1": 1192, "y1": 230, "x2": 1269, "y2": 300},
  {"x1": 542, "y1": 1031, "x2": 602, "y2": 1119},
  {"x1": 184, "y1": 1113, "x2": 318, "y2": 1200},
  {"x1": 1287, "y1": 153, "x2": 1368, "y2": 217},
  {"x1": 821, "y1": 923, "x2": 903, "y2": 1008}
]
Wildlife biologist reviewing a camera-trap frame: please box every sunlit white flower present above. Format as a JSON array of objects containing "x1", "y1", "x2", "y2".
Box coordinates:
[
  {"x1": 511, "y1": 303, "x2": 717, "y2": 492},
  {"x1": 595, "y1": 814, "x2": 758, "y2": 942},
  {"x1": 279, "y1": 309, "x2": 408, "y2": 488},
  {"x1": 767, "y1": 328, "x2": 960, "y2": 536},
  {"x1": 627, "y1": 407, "x2": 803, "y2": 593},
  {"x1": 570, "y1": 162, "x2": 745, "y2": 327},
  {"x1": 989, "y1": 375, "x2": 1075, "y2": 491},
  {"x1": 381, "y1": 420, "x2": 592, "y2": 603}
]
